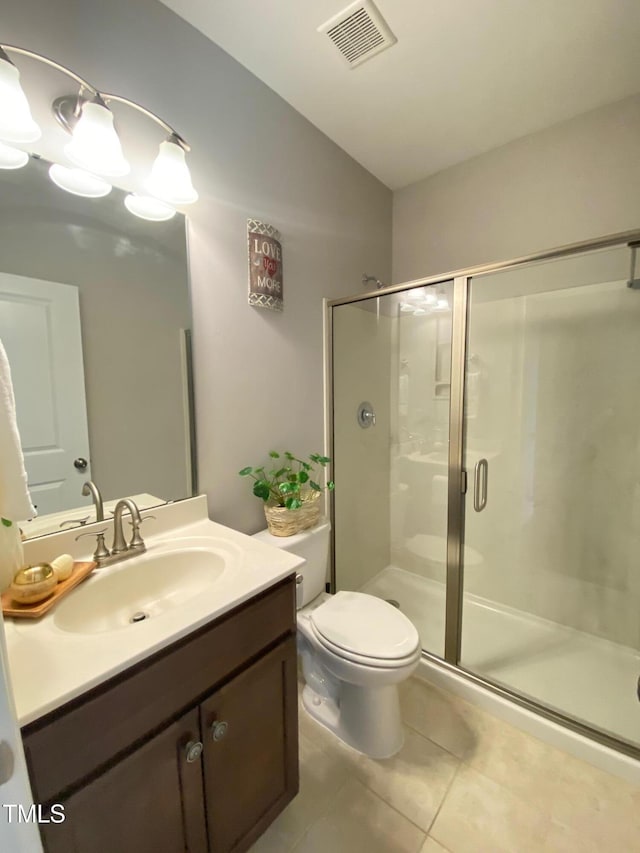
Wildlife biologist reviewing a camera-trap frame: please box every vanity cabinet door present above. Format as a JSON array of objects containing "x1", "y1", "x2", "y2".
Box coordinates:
[
  {"x1": 200, "y1": 636, "x2": 299, "y2": 853},
  {"x1": 40, "y1": 708, "x2": 208, "y2": 853}
]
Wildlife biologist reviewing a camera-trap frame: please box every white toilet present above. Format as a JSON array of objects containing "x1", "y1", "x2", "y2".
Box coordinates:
[{"x1": 253, "y1": 519, "x2": 421, "y2": 759}]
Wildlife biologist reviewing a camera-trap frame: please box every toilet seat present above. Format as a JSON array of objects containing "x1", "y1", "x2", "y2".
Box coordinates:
[
  {"x1": 307, "y1": 621, "x2": 420, "y2": 669},
  {"x1": 309, "y1": 591, "x2": 420, "y2": 666}
]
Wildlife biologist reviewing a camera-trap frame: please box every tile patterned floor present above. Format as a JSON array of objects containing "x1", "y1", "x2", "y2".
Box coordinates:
[{"x1": 250, "y1": 676, "x2": 640, "y2": 853}]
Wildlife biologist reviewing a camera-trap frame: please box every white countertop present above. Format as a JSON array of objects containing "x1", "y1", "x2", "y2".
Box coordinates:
[{"x1": 4, "y1": 498, "x2": 303, "y2": 727}]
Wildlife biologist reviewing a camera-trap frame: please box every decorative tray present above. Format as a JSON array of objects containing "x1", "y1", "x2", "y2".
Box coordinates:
[{"x1": 1, "y1": 561, "x2": 97, "y2": 619}]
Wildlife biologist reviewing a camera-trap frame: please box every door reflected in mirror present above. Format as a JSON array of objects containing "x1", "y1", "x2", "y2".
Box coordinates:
[{"x1": 0, "y1": 156, "x2": 195, "y2": 539}]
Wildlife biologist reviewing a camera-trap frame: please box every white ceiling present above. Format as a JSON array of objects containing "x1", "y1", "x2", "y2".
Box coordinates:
[{"x1": 160, "y1": 0, "x2": 640, "y2": 189}]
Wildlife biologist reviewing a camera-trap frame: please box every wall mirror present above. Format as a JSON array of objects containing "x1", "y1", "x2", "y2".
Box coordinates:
[{"x1": 0, "y1": 155, "x2": 195, "y2": 539}]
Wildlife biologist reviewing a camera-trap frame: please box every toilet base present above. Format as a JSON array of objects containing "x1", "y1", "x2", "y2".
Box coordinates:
[{"x1": 301, "y1": 682, "x2": 404, "y2": 759}]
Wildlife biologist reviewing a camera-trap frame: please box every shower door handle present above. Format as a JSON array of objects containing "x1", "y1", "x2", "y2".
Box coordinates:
[{"x1": 473, "y1": 458, "x2": 488, "y2": 512}]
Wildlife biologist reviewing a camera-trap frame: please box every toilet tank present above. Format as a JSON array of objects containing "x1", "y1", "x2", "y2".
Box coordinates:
[{"x1": 252, "y1": 519, "x2": 330, "y2": 608}]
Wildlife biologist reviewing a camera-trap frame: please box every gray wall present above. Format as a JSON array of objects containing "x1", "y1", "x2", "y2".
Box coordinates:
[
  {"x1": 3, "y1": 0, "x2": 392, "y2": 533},
  {"x1": 393, "y1": 94, "x2": 640, "y2": 283}
]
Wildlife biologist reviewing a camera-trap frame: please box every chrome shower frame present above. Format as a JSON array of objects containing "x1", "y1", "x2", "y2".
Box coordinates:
[{"x1": 324, "y1": 228, "x2": 640, "y2": 760}]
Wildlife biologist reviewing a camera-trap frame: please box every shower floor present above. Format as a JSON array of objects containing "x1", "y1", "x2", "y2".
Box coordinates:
[{"x1": 361, "y1": 565, "x2": 640, "y2": 747}]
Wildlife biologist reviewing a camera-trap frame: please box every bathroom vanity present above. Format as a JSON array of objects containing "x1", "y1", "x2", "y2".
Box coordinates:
[
  {"x1": 6, "y1": 498, "x2": 303, "y2": 853},
  {"x1": 23, "y1": 577, "x2": 297, "y2": 852}
]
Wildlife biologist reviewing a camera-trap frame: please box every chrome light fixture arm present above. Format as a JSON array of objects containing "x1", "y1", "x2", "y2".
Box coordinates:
[
  {"x1": 0, "y1": 42, "x2": 198, "y2": 214},
  {"x1": 0, "y1": 44, "x2": 98, "y2": 96},
  {"x1": 0, "y1": 43, "x2": 190, "y2": 151},
  {"x1": 100, "y1": 94, "x2": 190, "y2": 152}
]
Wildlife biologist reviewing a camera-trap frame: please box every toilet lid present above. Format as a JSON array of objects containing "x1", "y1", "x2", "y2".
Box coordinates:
[{"x1": 310, "y1": 591, "x2": 419, "y2": 660}]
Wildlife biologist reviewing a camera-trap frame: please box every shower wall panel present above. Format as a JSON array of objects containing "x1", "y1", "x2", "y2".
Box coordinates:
[{"x1": 333, "y1": 302, "x2": 392, "y2": 592}]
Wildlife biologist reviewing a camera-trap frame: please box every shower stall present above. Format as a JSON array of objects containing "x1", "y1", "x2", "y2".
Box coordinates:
[{"x1": 326, "y1": 231, "x2": 640, "y2": 761}]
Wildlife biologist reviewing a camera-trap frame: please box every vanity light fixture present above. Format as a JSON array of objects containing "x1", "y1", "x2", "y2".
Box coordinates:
[
  {"x1": 48, "y1": 163, "x2": 112, "y2": 199},
  {"x1": 146, "y1": 136, "x2": 198, "y2": 205},
  {"x1": 0, "y1": 140, "x2": 29, "y2": 170},
  {"x1": 433, "y1": 294, "x2": 450, "y2": 311},
  {"x1": 124, "y1": 193, "x2": 176, "y2": 222},
  {"x1": 437, "y1": 295, "x2": 449, "y2": 310},
  {"x1": 399, "y1": 288, "x2": 440, "y2": 316},
  {"x1": 405, "y1": 288, "x2": 427, "y2": 303},
  {"x1": 0, "y1": 47, "x2": 41, "y2": 142},
  {"x1": 0, "y1": 44, "x2": 198, "y2": 220},
  {"x1": 61, "y1": 98, "x2": 130, "y2": 177}
]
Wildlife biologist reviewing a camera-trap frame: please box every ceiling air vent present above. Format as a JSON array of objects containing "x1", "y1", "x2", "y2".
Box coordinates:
[{"x1": 318, "y1": 0, "x2": 397, "y2": 69}]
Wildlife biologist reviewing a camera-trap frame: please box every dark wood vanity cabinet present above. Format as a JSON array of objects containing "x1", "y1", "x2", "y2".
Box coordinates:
[
  {"x1": 201, "y1": 641, "x2": 298, "y2": 852},
  {"x1": 39, "y1": 708, "x2": 209, "y2": 853},
  {"x1": 21, "y1": 576, "x2": 299, "y2": 853}
]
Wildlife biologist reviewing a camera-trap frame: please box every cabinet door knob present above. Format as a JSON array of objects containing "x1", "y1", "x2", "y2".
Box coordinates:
[
  {"x1": 211, "y1": 721, "x2": 229, "y2": 742},
  {"x1": 184, "y1": 740, "x2": 203, "y2": 763}
]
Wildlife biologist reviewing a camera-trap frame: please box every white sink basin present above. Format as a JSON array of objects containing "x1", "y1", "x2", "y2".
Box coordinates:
[
  {"x1": 53, "y1": 539, "x2": 238, "y2": 634},
  {"x1": 8, "y1": 499, "x2": 306, "y2": 726}
]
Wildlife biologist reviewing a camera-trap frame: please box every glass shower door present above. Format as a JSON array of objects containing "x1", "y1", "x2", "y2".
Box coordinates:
[
  {"x1": 459, "y1": 245, "x2": 640, "y2": 748},
  {"x1": 332, "y1": 281, "x2": 454, "y2": 658}
]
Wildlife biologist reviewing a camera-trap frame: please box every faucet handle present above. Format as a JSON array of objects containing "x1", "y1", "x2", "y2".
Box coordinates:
[
  {"x1": 128, "y1": 515, "x2": 155, "y2": 551},
  {"x1": 75, "y1": 528, "x2": 110, "y2": 564},
  {"x1": 75, "y1": 528, "x2": 107, "y2": 540},
  {"x1": 128, "y1": 515, "x2": 156, "y2": 527},
  {"x1": 60, "y1": 516, "x2": 91, "y2": 529}
]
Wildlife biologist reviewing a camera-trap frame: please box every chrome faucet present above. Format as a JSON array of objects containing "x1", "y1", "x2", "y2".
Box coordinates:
[
  {"x1": 76, "y1": 498, "x2": 147, "y2": 568},
  {"x1": 82, "y1": 481, "x2": 104, "y2": 522}
]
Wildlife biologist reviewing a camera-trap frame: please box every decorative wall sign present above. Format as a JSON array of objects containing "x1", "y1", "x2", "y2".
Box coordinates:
[{"x1": 248, "y1": 219, "x2": 283, "y2": 311}]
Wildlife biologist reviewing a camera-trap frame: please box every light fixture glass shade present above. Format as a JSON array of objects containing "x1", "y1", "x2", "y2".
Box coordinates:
[
  {"x1": 146, "y1": 139, "x2": 198, "y2": 205},
  {"x1": 434, "y1": 295, "x2": 449, "y2": 311},
  {"x1": 49, "y1": 163, "x2": 112, "y2": 198},
  {"x1": 0, "y1": 56, "x2": 41, "y2": 143},
  {"x1": 64, "y1": 101, "x2": 129, "y2": 177},
  {"x1": 124, "y1": 194, "x2": 176, "y2": 222},
  {"x1": 0, "y1": 141, "x2": 29, "y2": 170}
]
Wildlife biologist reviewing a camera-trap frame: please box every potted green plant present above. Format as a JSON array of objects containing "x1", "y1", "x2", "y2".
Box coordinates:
[{"x1": 239, "y1": 451, "x2": 334, "y2": 537}]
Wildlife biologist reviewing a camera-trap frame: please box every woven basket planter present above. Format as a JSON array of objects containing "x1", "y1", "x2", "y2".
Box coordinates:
[{"x1": 264, "y1": 492, "x2": 320, "y2": 537}]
